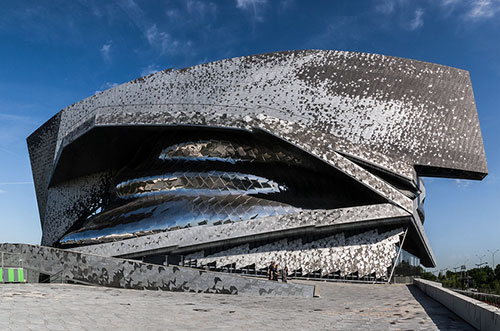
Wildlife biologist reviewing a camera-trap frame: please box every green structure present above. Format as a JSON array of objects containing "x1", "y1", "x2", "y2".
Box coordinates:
[{"x1": 0, "y1": 267, "x2": 25, "y2": 283}]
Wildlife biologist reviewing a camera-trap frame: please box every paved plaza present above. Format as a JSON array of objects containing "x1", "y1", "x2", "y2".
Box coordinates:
[{"x1": 0, "y1": 281, "x2": 473, "y2": 330}]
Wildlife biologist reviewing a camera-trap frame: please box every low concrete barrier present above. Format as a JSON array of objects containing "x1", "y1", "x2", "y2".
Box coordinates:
[
  {"x1": 455, "y1": 290, "x2": 500, "y2": 309},
  {"x1": 0, "y1": 243, "x2": 315, "y2": 297},
  {"x1": 414, "y1": 278, "x2": 500, "y2": 331}
]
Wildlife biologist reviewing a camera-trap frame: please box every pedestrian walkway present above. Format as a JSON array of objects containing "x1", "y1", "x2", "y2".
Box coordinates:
[{"x1": 0, "y1": 281, "x2": 473, "y2": 330}]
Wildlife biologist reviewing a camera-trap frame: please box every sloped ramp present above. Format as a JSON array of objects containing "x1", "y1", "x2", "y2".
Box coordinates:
[{"x1": 0, "y1": 243, "x2": 315, "y2": 297}]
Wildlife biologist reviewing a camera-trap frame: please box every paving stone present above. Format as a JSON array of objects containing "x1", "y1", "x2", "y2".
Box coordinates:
[{"x1": 0, "y1": 281, "x2": 475, "y2": 330}]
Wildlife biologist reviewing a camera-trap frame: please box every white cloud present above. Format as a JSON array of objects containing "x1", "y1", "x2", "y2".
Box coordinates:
[
  {"x1": 376, "y1": 0, "x2": 396, "y2": 14},
  {"x1": 455, "y1": 179, "x2": 471, "y2": 188},
  {"x1": 439, "y1": 0, "x2": 461, "y2": 17},
  {"x1": 236, "y1": 0, "x2": 267, "y2": 21},
  {"x1": 166, "y1": 8, "x2": 180, "y2": 19},
  {"x1": 103, "y1": 82, "x2": 119, "y2": 89},
  {"x1": 441, "y1": 0, "x2": 460, "y2": 6},
  {"x1": 374, "y1": 0, "x2": 500, "y2": 26},
  {"x1": 467, "y1": 0, "x2": 500, "y2": 19},
  {"x1": 0, "y1": 113, "x2": 33, "y2": 121},
  {"x1": 141, "y1": 64, "x2": 161, "y2": 76},
  {"x1": 409, "y1": 8, "x2": 424, "y2": 30},
  {"x1": 116, "y1": 0, "x2": 195, "y2": 56},
  {"x1": 94, "y1": 82, "x2": 119, "y2": 94},
  {"x1": 100, "y1": 42, "x2": 112, "y2": 61},
  {"x1": 186, "y1": 0, "x2": 217, "y2": 19},
  {"x1": 279, "y1": 0, "x2": 293, "y2": 10},
  {"x1": 440, "y1": 0, "x2": 500, "y2": 20},
  {"x1": 117, "y1": 1, "x2": 174, "y2": 53},
  {"x1": 145, "y1": 24, "x2": 179, "y2": 54},
  {"x1": 236, "y1": 0, "x2": 266, "y2": 9},
  {"x1": 0, "y1": 182, "x2": 33, "y2": 194},
  {"x1": 0, "y1": 112, "x2": 38, "y2": 153},
  {"x1": 145, "y1": 25, "x2": 164, "y2": 46}
]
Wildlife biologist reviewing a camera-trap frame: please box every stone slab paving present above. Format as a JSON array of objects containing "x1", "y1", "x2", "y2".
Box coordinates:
[{"x1": 0, "y1": 281, "x2": 474, "y2": 331}]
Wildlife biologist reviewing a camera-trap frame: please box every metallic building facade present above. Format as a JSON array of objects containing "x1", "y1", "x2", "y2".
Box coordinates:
[{"x1": 27, "y1": 50, "x2": 487, "y2": 280}]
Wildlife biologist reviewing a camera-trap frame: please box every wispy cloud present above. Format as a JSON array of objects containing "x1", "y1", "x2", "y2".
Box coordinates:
[
  {"x1": 409, "y1": 8, "x2": 424, "y2": 30},
  {"x1": 0, "y1": 112, "x2": 39, "y2": 151},
  {"x1": 441, "y1": 0, "x2": 460, "y2": 5},
  {"x1": 278, "y1": 0, "x2": 294, "y2": 11},
  {"x1": 455, "y1": 179, "x2": 471, "y2": 188},
  {"x1": 439, "y1": 0, "x2": 460, "y2": 17},
  {"x1": 376, "y1": 0, "x2": 396, "y2": 14},
  {"x1": 0, "y1": 181, "x2": 33, "y2": 195},
  {"x1": 117, "y1": 0, "x2": 193, "y2": 56},
  {"x1": 375, "y1": 0, "x2": 500, "y2": 28},
  {"x1": 440, "y1": 0, "x2": 500, "y2": 20},
  {"x1": 166, "y1": 8, "x2": 180, "y2": 20},
  {"x1": 186, "y1": 0, "x2": 217, "y2": 19},
  {"x1": 141, "y1": 64, "x2": 161, "y2": 76},
  {"x1": 236, "y1": 0, "x2": 267, "y2": 22},
  {"x1": 103, "y1": 82, "x2": 119, "y2": 89},
  {"x1": 0, "y1": 146, "x2": 18, "y2": 156},
  {"x1": 100, "y1": 42, "x2": 112, "y2": 61},
  {"x1": 94, "y1": 82, "x2": 119, "y2": 94},
  {"x1": 0, "y1": 113, "x2": 32, "y2": 121},
  {"x1": 467, "y1": 0, "x2": 500, "y2": 20},
  {"x1": 374, "y1": 0, "x2": 424, "y2": 31},
  {"x1": 145, "y1": 24, "x2": 177, "y2": 54}
]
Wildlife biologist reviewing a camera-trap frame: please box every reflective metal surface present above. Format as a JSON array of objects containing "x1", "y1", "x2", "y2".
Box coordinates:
[
  {"x1": 60, "y1": 194, "x2": 298, "y2": 245},
  {"x1": 116, "y1": 172, "x2": 286, "y2": 199},
  {"x1": 159, "y1": 140, "x2": 302, "y2": 165},
  {"x1": 57, "y1": 129, "x2": 390, "y2": 246}
]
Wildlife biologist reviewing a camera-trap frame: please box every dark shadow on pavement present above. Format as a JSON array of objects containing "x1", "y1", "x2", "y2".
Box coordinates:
[{"x1": 406, "y1": 285, "x2": 475, "y2": 331}]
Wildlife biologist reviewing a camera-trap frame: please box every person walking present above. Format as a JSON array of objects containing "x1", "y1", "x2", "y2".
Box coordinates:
[
  {"x1": 281, "y1": 265, "x2": 288, "y2": 283},
  {"x1": 267, "y1": 261, "x2": 275, "y2": 280},
  {"x1": 274, "y1": 264, "x2": 279, "y2": 281}
]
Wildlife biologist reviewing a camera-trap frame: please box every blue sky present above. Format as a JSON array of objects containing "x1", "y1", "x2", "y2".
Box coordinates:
[{"x1": 0, "y1": 0, "x2": 499, "y2": 271}]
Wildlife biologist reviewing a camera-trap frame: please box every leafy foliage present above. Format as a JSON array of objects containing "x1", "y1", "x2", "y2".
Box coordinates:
[{"x1": 433, "y1": 264, "x2": 500, "y2": 294}]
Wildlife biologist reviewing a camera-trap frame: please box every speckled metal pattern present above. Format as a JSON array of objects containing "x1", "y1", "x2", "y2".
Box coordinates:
[
  {"x1": 26, "y1": 50, "x2": 487, "y2": 272},
  {"x1": 0, "y1": 243, "x2": 315, "y2": 297},
  {"x1": 42, "y1": 172, "x2": 111, "y2": 246},
  {"x1": 187, "y1": 228, "x2": 403, "y2": 279},
  {"x1": 92, "y1": 107, "x2": 415, "y2": 211},
  {"x1": 29, "y1": 51, "x2": 487, "y2": 215},
  {"x1": 26, "y1": 113, "x2": 61, "y2": 224},
  {"x1": 52, "y1": 50, "x2": 487, "y2": 177}
]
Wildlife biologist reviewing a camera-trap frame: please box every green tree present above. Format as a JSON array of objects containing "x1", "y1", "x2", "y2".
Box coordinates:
[{"x1": 419, "y1": 267, "x2": 437, "y2": 282}]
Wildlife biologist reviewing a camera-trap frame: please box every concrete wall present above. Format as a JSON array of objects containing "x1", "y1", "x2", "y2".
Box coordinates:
[
  {"x1": 414, "y1": 278, "x2": 500, "y2": 331},
  {"x1": 0, "y1": 243, "x2": 315, "y2": 298}
]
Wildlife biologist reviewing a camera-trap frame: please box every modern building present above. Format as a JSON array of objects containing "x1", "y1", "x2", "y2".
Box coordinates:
[{"x1": 27, "y1": 50, "x2": 487, "y2": 281}]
